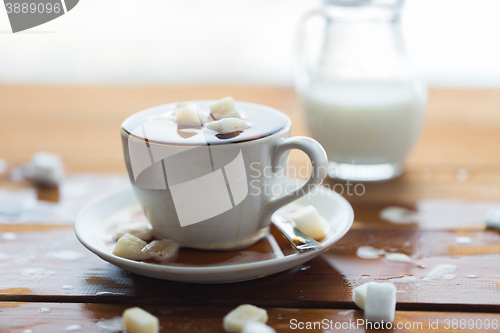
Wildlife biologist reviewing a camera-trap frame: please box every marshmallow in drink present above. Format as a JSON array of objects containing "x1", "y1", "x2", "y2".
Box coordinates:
[
  {"x1": 141, "y1": 239, "x2": 179, "y2": 261},
  {"x1": 206, "y1": 118, "x2": 248, "y2": 134},
  {"x1": 29, "y1": 152, "x2": 64, "y2": 187},
  {"x1": 223, "y1": 304, "x2": 268, "y2": 333},
  {"x1": 364, "y1": 282, "x2": 397, "y2": 323},
  {"x1": 112, "y1": 223, "x2": 153, "y2": 241},
  {"x1": 112, "y1": 233, "x2": 150, "y2": 260},
  {"x1": 242, "y1": 322, "x2": 276, "y2": 333},
  {"x1": 123, "y1": 307, "x2": 159, "y2": 333},
  {"x1": 287, "y1": 205, "x2": 329, "y2": 241},
  {"x1": 175, "y1": 104, "x2": 208, "y2": 126},
  {"x1": 210, "y1": 96, "x2": 242, "y2": 120}
]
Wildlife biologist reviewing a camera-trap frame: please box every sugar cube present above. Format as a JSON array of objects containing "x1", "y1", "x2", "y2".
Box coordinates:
[
  {"x1": 242, "y1": 321, "x2": 276, "y2": 333},
  {"x1": 223, "y1": 304, "x2": 268, "y2": 333},
  {"x1": 206, "y1": 118, "x2": 248, "y2": 134},
  {"x1": 485, "y1": 209, "x2": 500, "y2": 231},
  {"x1": 210, "y1": 97, "x2": 241, "y2": 120},
  {"x1": 287, "y1": 205, "x2": 329, "y2": 241},
  {"x1": 364, "y1": 282, "x2": 396, "y2": 323},
  {"x1": 352, "y1": 282, "x2": 376, "y2": 310},
  {"x1": 29, "y1": 152, "x2": 64, "y2": 187},
  {"x1": 175, "y1": 104, "x2": 208, "y2": 126},
  {"x1": 0, "y1": 159, "x2": 7, "y2": 175},
  {"x1": 123, "y1": 307, "x2": 159, "y2": 333},
  {"x1": 112, "y1": 223, "x2": 153, "y2": 242},
  {"x1": 112, "y1": 233, "x2": 150, "y2": 260},
  {"x1": 141, "y1": 240, "x2": 179, "y2": 261}
]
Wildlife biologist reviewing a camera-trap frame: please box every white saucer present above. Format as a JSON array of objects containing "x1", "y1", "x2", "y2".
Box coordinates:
[{"x1": 75, "y1": 179, "x2": 354, "y2": 283}]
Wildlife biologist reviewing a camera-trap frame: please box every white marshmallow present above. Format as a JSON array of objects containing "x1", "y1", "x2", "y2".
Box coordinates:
[
  {"x1": 204, "y1": 120, "x2": 222, "y2": 133},
  {"x1": 112, "y1": 223, "x2": 153, "y2": 241},
  {"x1": 364, "y1": 282, "x2": 396, "y2": 323},
  {"x1": 287, "y1": 205, "x2": 329, "y2": 241},
  {"x1": 242, "y1": 322, "x2": 276, "y2": 333},
  {"x1": 210, "y1": 97, "x2": 241, "y2": 120},
  {"x1": 29, "y1": 152, "x2": 64, "y2": 187},
  {"x1": 175, "y1": 104, "x2": 208, "y2": 126},
  {"x1": 485, "y1": 209, "x2": 500, "y2": 231},
  {"x1": 206, "y1": 118, "x2": 248, "y2": 134},
  {"x1": 352, "y1": 282, "x2": 376, "y2": 310},
  {"x1": 112, "y1": 233, "x2": 150, "y2": 260},
  {"x1": 223, "y1": 304, "x2": 268, "y2": 333},
  {"x1": 0, "y1": 159, "x2": 7, "y2": 175},
  {"x1": 123, "y1": 307, "x2": 159, "y2": 333},
  {"x1": 141, "y1": 240, "x2": 179, "y2": 261}
]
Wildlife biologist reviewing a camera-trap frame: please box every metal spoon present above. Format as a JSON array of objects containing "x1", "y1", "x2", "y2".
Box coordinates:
[{"x1": 271, "y1": 213, "x2": 323, "y2": 253}]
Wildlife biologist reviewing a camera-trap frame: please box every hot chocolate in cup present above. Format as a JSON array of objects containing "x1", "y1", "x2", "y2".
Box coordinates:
[{"x1": 121, "y1": 100, "x2": 327, "y2": 250}]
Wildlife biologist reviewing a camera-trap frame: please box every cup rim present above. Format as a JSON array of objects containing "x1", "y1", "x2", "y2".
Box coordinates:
[{"x1": 121, "y1": 100, "x2": 292, "y2": 147}]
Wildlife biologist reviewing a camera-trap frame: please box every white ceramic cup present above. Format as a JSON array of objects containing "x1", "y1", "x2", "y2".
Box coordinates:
[{"x1": 121, "y1": 101, "x2": 328, "y2": 250}]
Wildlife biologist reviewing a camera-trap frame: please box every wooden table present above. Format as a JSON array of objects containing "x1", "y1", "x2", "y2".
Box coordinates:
[{"x1": 0, "y1": 86, "x2": 499, "y2": 332}]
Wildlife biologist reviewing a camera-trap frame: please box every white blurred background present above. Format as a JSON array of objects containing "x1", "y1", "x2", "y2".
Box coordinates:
[{"x1": 0, "y1": 0, "x2": 499, "y2": 87}]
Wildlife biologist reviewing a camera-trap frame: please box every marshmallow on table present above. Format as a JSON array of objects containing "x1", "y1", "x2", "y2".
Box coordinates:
[
  {"x1": 175, "y1": 104, "x2": 209, "y2": 126},
  {"x1": 210, "y1": 96, "x2": 242, "y2": 120},
  {"x1": 141, "y1": 239, "x2": 179, "y2": 261},
  {"x1": 242, "y1": 322, "x2": 276, "y2": 333},
  {"x1": 0, "y1": 158, "x2": 7, "y2": 175},
  {"x1": 29, "y1": 152, "x2": 64, "y2": 187},
  {"x1": 485, "y1": 209, "x2": 500, "y2": 231},
  {"x1": 352, "y1": 282, "x2": 376, "y2": 310},
  {"x1": 223, "y1": 304, "x2": 268, "y2": 333},
  {"x1": 112, "y1": 233, "x2": 150, "y2": 260},
  {"x1": 364, "y1": 282, "x2": 397, "y2": 323},
  {"x1": 112, "y1": 223, "x2": 153, "y2": 241},
  {"x1": 123, "y1": 307, "x2": 159, "y2": 333},
  {"x1": 287, "y1": 205, "x2": 329, "y2": 241},
  {"x1": 206, "y1": 118, "x2": 248, "y2": 134}
]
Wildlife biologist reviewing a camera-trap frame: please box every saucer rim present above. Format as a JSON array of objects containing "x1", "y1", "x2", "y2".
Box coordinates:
[{"x1": 75, "y1": 179, "x2": 354, "y2": 276}]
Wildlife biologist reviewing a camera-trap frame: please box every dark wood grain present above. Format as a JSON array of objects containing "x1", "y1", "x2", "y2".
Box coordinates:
[{"x1": 0, "y1": 222, "x2": 499, "y2": 312}]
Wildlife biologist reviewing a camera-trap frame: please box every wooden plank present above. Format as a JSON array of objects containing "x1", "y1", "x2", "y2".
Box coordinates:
[
  {"x1": 1, "y1": 86, "x2": 500, "y2": 317},
  {"x1": 1, "y1": 302, "x2": 499, "y2": 333},
  {"x1": 0, "y1": 86, "x2": 301, "y2": 173},
  {"x1": 0, "y1": 223, "x2": 499, "y2": 312},
  {"x1": 325, "y1": 164, "x2": 500, "y2": 204},
  {"x1": 1, "y1": 86, "x2": 500, "y2": 173}
]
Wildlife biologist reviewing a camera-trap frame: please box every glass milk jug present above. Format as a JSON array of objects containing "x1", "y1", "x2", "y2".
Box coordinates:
[{"x1": 293, "y1": 0, "x2": 426, "y2": 182}]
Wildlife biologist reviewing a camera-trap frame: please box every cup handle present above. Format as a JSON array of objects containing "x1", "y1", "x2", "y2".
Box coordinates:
[{"x1": 259, "y1": 136, "x2": 328, "y2": 228}]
